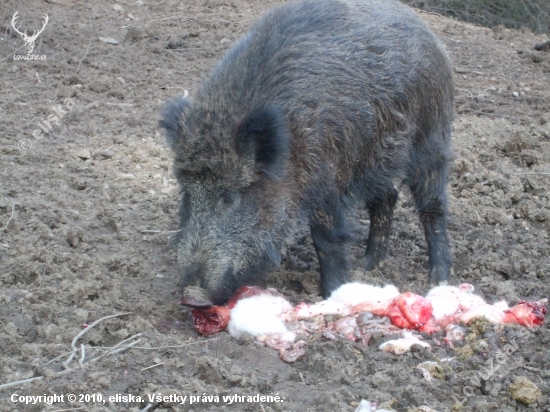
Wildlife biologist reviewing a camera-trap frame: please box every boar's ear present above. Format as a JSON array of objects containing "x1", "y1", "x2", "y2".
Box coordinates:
[
  {"x1": 237, "y1": 104, "x2": 290, "y2": 180},
  {"x1": 159, "y1": 96, "x2": 191, "y2": 152}
]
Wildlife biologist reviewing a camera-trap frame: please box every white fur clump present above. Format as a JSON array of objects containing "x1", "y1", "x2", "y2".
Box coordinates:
[
  {"x1": 426, "y1": 284, "x2": 486, "y2": 321},
  {"x1": 328, "y1": 282, "x2": 400, "y2": 306},
  {"x1": 459, "y1": 300, "x2": 509, "y2": 324},
  {"x1": 354, "y1": 400, "x2": 375, "y2": 412},
  {"x1": 228, "y1": 294, "x2": 294, "y2": 339},
  {"x1": 354, "y1": 400, "x2": 393, "y2": 412},
  {"x1": 379, "y1": 331, "x2": 430, "y2": 355},
  {"x1": 292, "y1": 300, "x2": 352, "y2": 318}
]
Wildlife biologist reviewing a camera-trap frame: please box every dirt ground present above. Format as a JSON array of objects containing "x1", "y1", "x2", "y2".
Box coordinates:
[{"x1": 1, "y1": 0, "x2": 549, "y2": 411}]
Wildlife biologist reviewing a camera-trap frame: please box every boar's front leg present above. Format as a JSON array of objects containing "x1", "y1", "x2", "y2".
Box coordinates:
[
  {"x1": 408, "y1": 142, "x2": 453, "y2": 285},
  {"x1": 309, "y1": 201, "x2": 350, "y2": 298},
  {"x1": 361, "y1": 187, "x2": 399, "y2": 271}
]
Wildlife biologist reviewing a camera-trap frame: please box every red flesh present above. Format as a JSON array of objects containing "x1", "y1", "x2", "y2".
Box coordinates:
[
  {"x1": 189, "y1": 286, "x2": 266, "y2": 335},
  {"x1": 189, "y1": 285, "x2": 547, "y2": 337},
  {"x1": 390, "y1": 292, "x2": 433, "y2": 329},
  {"x1": 352, "y1": 292, "x2": 433, "y2": 331},
  {"x1": 503, "y1": 300, "x2": 547, "y2": 327},
  {"x1": 191, "y1": 306, "x2": 231, "y2": 336},
  {"x1": 226, "y1": 286, "x2": 265, "y2": 309}
]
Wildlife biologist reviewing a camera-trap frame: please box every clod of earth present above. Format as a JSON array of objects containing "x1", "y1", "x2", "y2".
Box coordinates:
[
  {"x1": 534, "y1": 40, "x2": 550, "y2": 51},
  {"x1": 415, "y1": 361, "x2": 450, "y2": 381},
  {"x1": 182, "y1": 282, "x2": 547, "y2": 362},
  {"x1": 509, "y1": 376, "x2": 542, "y2": 405}
]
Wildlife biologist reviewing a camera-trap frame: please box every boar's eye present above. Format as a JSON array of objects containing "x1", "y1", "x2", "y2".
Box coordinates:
[{"x1": 216, "y1": 190, "x2": 240, "y2": 212}]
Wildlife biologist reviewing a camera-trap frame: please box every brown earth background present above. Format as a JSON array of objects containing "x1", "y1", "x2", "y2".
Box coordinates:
[{"x1": 0, "y1": 0, "x2": 549, "y2": 411}]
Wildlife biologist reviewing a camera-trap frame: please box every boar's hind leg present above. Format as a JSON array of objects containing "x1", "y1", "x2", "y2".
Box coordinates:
[
  {"x1": 409, "y1": 149, "x2": 452, "y2": 285},
  {"x1": 361, "y1": 187, "x2": 398, "y2": 271},
  {"x1": 310, "y1": 203, "x2": 350, "y2": 298}
]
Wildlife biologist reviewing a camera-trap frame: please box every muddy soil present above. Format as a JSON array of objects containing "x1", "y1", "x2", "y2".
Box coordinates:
[{"x1": 0, "y1": 1, "x2": 549, "y2": 411}]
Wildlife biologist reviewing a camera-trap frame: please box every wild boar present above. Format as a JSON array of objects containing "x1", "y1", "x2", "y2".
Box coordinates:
[{"x1": 160, "y1": 0, "x2": 454, "y2": 305}]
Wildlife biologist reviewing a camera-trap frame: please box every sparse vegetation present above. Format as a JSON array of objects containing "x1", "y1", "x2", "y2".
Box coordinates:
[{"x1": 403, "y1": 0, "x2": 549, "y2": 34}]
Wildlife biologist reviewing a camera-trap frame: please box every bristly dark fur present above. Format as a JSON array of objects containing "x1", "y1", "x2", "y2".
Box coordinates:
[
  {"x1": 237, "y1": 104, "x2": 290, "y2": 181},
  {"x1": 161, "y1": 0, "x2": 454, "y2": 303},
  {"x1": 159, "y1": 97, "x2": 190, "y2": 152}
]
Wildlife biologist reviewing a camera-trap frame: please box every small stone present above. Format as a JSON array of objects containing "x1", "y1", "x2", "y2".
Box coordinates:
[
  {"x1": 113, "y1": 4, "x2": 124, "y2": 11},
  {"x1": 512, "y1": 91, "x2": 519, "y2": 97},
  {"x1": 509, "y1": 376, "x2": 542, "y2": 405},
  {"x1": 378, "y1": 400, "x2": 397, "y2": 410},
  {"x1": 100, "y1": 150, "x2": 114, "y2": 159},
  {"x1": 519, "y1": 149, "x2": 540, "y2": 166},
  {"x1": 124, "y1": 27, "x2": 143, "y2": 43},
  {"x1": 76, "y1": 149, "x2": 91, "y2": 160},
  {"x1": 73, "y1": 180, "x2": 87, "y2": 190},
  {"x1": 416, "y1": 361, "x2": 448, "y2": 380},
  {"x1": 99, "y1": 37, "x2": 119, "y2": 45},
  {"x1": 67, "y1": 230, "x2": 83, "y2": 248},
  {"x1": 454, "y1": 343, "x2": 474, "y2": 358},
  {"x1": 117, "y1": 173, "x2": 135, "y2": 180},
  {"x1": 166, "y1": 39, "x2": 184, "y2": 49},
  {"x1": 74, "y1": 309, "x2": 89, "y2": 323}
]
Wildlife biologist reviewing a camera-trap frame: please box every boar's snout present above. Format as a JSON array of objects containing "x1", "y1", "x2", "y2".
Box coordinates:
[
  {"x1": 179, "y1": 260, "x2": 238, "y2": 306},
  {"x1": 180, "y1": 284, "x2": 214, "y2": 309}
]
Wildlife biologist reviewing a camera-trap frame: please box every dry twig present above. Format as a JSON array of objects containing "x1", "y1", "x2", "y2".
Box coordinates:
[
  {"x1": 0, "y1": 202, "x2": 15, "y2": 231},
  {"x1": 0, "y1": 376, "x2": 43, "y2": 391},
  {"x1": 141, "y1": 362, "x2": 164, "y2": 372},
  {"x1": 63, "y1": 312, "x2": 132, "y2": 369},
  {"x1": 1, "y1": 312, "x2": 217, "y2": 392}
]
